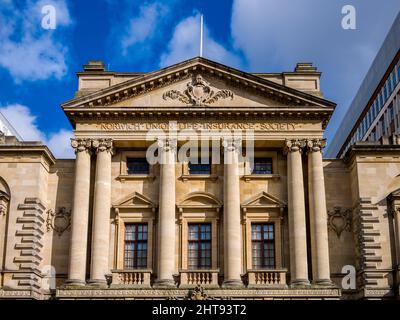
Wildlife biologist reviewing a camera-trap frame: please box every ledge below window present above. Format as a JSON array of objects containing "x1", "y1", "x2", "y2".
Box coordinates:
[
  {"x1": 242, "y1": 174, "x2": 280, "y2": 182},
  {"x1": 117, "y1": 174, "x2": 156, "y2": 182},
  {"x1": 181, "y1": 174, "x2": 219, "y2": 182}
]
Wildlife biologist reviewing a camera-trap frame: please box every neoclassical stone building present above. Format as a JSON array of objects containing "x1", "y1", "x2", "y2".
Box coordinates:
[{"x1": 0, "y1": 57, "x2": 399, "y2": 299}]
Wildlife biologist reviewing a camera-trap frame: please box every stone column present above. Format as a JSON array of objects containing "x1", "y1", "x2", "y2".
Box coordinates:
[
  {"x1": 222, "y1": 137, "x2": 243, "y2": 287},
  {"x1": 285, "y1": 139, "x2": 310, "y2": 287},
  {"x1": 154, "y1": 138, "x2": 177, "y2": 287},
  {"x1": 67, "y1": 138, "x2": 92, "y2": 285},
  {"x1": 89, "y1": 138, "x2": 113, "y2": 285},
  {"x1": 307, "y1": 139, "x2": 332, "y2": 285}
]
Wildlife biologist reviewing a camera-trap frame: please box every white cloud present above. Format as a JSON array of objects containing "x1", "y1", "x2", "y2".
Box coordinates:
[
  {"x1": 160, "y1": 14, "x2": 242, "y2": 68},
  {"x1": 0, "y1": 104, "x2": 74, "y2": 159},
  {"x1": 0, "y1": 104, "x2": 45, "y2": 141},
  {"x1": 47, "y1": 129, "x2": 74, "y2": 159},
  {"x1": 121, "y1": 2, "x2": 168, "y2": 55},
  {"x1": 230, "y1": 0, "x2": 400, "y2": 141},
  {"x1": 0, "y1": 0, "x2": 72, "y2": 82}
]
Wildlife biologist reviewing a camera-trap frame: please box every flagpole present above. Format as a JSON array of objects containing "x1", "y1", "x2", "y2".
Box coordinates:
[{"x1": 200, "y1": 14, "x2": 203, "y2": 57}]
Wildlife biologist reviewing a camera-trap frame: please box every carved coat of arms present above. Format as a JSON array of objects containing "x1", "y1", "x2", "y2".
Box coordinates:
[
  {"x1": 46, "y1": 207, "x2": 71, "y2": 236},
  {"x1": 327, "y1": 207, "x2": 351, "y2": 237},
  {"x1": 163, "y1": 74, "x2": 234, "y2": 106}
]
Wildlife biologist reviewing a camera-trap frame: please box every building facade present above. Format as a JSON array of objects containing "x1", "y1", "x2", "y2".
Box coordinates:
[
  {"x1": 327, "y1": 13, "x2": 400, "y2": 158},
  {"x1": 0, "y1": 57, "x2": 400, "y2": 300}
]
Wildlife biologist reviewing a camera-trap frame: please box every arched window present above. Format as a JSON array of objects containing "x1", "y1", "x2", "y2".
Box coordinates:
[{"x1": 0, "y1": 177, "x2": 10, "y2": 216}]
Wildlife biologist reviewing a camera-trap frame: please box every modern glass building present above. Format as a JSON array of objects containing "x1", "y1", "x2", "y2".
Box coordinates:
[{"x1": 326, "y1": 12, "x2": 400, "y2": 158}]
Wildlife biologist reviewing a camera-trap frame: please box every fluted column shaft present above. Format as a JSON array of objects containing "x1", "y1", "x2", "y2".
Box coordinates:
[
  {"x1": 89, "y1": 138, "x2": 113, "y2": 285},
  {"x1": 307, "y1": 139, "x2": 332, "y2": 285},
  {"x1": 155, "y1": 138, "x2": 177, "y2": 287},
  {"x1": 286, "y1": 139, "x2": 310, "y2": 286},
  {"x1": 222, "y1": 137, "x2": 243, "y2": 287},
  {"x1": 67, "y1": 138, "x2": 92, "y2": 285}
]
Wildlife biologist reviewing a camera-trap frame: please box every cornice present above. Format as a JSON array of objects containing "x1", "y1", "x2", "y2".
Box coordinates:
[
  {"x1": 65, "y1": 108, "x2": 333, "y2": 129},
  {"x1": 343, "y1": 144, "x2": 400, "y2": 162},
  {"x1": 0, "y1": 145, "x2": 56, "y2": 165}
]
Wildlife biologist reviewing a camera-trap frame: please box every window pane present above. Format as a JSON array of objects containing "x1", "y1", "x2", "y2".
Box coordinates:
[
  {"x1": 124, "y1": 223, "x2": 148, "y2": 269},
  {"x1": 188, "y1": 223, "x2": 212, "y2": 269},
  {"x1": 188, "y1": 159, "x2": 211, "y2": 175},
  {"x1": 251, "y1": 223, "x2": 275, "y2": 269},
  {"x1": 251, "y1": 158, "x2": 273, "y2": 174},
  {"x1": 127, "y1": 158, "x2": 149, "y2": 174}
]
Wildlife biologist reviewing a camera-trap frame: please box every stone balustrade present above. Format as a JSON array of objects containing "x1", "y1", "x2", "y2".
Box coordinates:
[
  {"x1": 179, "y1": 270, "x2": 219, "y2": 288},
  {"x1": 247, "y1": 269, "x2": 288, "y2": 287},
  {"x1": 111, "y1": 270, "x2": 152, "y2": 288}
]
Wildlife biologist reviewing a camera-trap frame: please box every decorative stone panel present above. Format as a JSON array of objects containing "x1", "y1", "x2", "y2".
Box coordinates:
[
  {"x1": 352, "y1": 198, "x2": 392, "y2": 298},
  {"x1": 13, "y1": 198, "x2": 46, "y2": 292}
]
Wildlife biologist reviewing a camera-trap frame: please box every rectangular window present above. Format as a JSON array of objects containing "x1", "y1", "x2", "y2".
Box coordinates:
[
  {"x1": 384, "y1": 82, "x2": 389, "y2": 101},
  {"x1": 368, "y1": 109, "x2": 372, "y2": 125},
  {"x1": 127, "y1": 158, "x2": 149, "y2": 174},
  {"x1": 372, "y1": 102, "x2": 376, "y2": 119},
  {"x1": 397, "y1": 63, "x2": 400, "y2": 83},
  {"x1": 188, "y1": 223, "x2": 212, "y2": 269},
  {"x1": 389, "y1": 103, "x2": 394, "y2": 120},
  {"x1": 379, "y1": 91, "x2": 384, "y2": 107},
  {"x1": 252, "y1": 223, "x2": 275, "y2": 269},
  {"x1": 188, "y1": 158, "x2": 211, "y2": 175},
  {"x1": 251, "y1": 158, "x2": 273, "y2": 174},
  {"x1": 389, "y1": 72, "x2": 394, "y2": 94},
  {"x1": 124, "y1": 224, "x2": 148, "y2": 269}
]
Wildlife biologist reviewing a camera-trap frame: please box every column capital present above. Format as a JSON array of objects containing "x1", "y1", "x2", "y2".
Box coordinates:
[
  {"x1": 306, "y1": 138, "x2": 326, "y2": 153},
  {"x1": 222, "y1": 137, "x2": 242, "y2": 152},
  {"x1": 71, "y1": 138, "x2": 92, "y2": 154},
  {"x1": 284, "y1": 139, "x2": 306, "y2": 154},
  {"x1": 157, "y1": 137, "x2": 177, "y2": 153},
  {"x1": 92, "y1": 138, "x2": 113, "y2": 154}
]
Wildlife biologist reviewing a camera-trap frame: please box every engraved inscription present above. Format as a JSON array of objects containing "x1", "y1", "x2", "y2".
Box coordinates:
[{"x1": 98, "y1": 122, "x2": 300, "y2": 131}]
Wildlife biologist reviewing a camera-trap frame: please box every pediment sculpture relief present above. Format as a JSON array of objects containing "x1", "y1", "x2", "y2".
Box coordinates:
[{"x1": 163, "y1": 74, "x2": 234, "y2": 106}]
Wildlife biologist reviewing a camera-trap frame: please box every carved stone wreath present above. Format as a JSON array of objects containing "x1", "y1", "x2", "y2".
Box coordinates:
[
  {"x1": 327, "y1": 207, "x2": 352, "y2": 238},
  {"x1": 46, "y1": 207, "x2": 71, "y2": 236},
  {"x1": 162, "y1": 74, "x2": 234, "y2": 106}
]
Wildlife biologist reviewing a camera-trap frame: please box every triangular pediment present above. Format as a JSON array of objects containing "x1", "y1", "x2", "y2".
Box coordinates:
[
  {"x1": 241, "y1": 191, "x2": 286, "y2": 208},
  {"x1": 113, "y1": 192, "x2": 157, "y2": 209},
  {"x1": 62, "y1": 57, "x2": 336, "y2": 112}
]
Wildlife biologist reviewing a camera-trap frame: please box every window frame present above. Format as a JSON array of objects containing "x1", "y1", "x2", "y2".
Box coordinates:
[
  {"x1": 126, "y1": 157, "x2": 150, "y2": 175},
  {"x1": 124, "y1": 223, "x2": 148, "y2": 269},
  {"x1": 251, "y1": 223, "x2": 276, "y2": 269},
  {"x1": 187, "y1": 223, "x2": 212, "y2": 270},
  {"x1": 188, "y1": 158, "x2": 212, "y2": 175},
  {"x1": 115, "y1": 211, "x2": 154, "y2": 271},
  {"x1": 251, "y1": 157, "x2": 273, "y2": 175}
]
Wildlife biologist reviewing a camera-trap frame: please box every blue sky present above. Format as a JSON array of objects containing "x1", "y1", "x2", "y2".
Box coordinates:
[{"x1": 0, "y1": 0, "x2": 399, "y2": 158}]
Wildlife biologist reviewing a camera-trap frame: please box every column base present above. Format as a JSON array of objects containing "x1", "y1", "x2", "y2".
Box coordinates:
[
  {"x1": 87, "y1": 279, "x2": 108, "y2": 288},
  {"x1": 65, "y1": 279, "x2": 86, "y2": 286},
  {"x1": 290, "y1": 279, "x2": 310, "y2": 288},
  {"x1": 222, "y1": 279, "x2": 244, "y2": 288},
  {"x1": 313, "y1": 279, "x2": 334, "y2": 287},
  {"x1": 153, "y1": 279, "x2": 177, "y2": 288}
]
